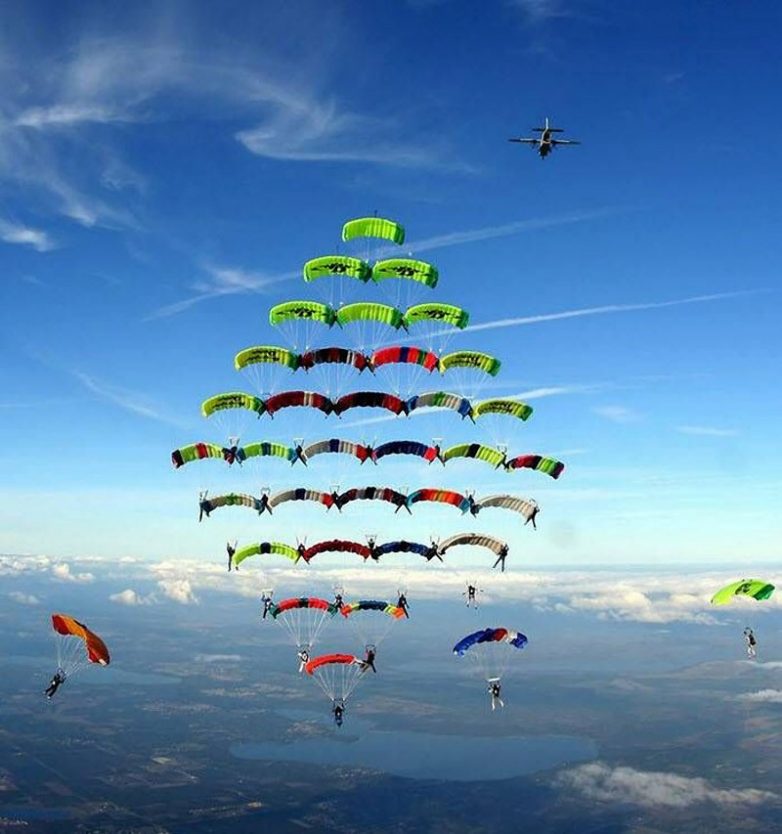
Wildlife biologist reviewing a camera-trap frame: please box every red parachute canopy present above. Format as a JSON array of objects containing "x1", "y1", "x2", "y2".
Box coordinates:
[
  {"x1": 303, "y1": 540, "x2": 372, "y2": 562},
  {"x1": 304, "y1": 653, "x2": 359, "y2": 675},
  {"x1": 370, "y1": 345, "x2": 439, "y2": 372},
  {"x1": 265, "y1": 391, "x2": 334, "y2": 417},
  {"x1": 51, "y1": 614, "x2": 110, "y2": 666}
]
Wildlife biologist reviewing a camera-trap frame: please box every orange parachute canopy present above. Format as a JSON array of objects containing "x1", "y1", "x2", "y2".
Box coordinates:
[{"x1": 51, "y1": 614, "x2": 110, "y2": 666}]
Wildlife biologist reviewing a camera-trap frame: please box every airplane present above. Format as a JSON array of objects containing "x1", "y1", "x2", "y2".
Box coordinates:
[{"x1": 509, "y1": 117, "x2": 580, "y2": 159}]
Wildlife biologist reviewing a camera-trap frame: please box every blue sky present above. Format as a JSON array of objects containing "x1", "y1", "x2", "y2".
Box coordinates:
[{"x1": 1, "y1": 0, "x2": 780, "y2": 566}]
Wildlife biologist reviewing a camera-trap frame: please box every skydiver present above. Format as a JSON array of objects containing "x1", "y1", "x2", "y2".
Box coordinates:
[
  {"x1": 296, "y1": 542, "x2": 307, "y2": 563},
  {"x1": 227, "y1": 540, "x2": 238, "y2": 572},
  {"x1": 525, "y1": 502, "x2": 540, "y2": 530},
  {"x1": 464, "y1": 583, "x2": 480, "y2": 608},
  {"x1": 366, "y1": 536, "x2": 380, "y2": 562},
  {"x1": 424, "y1": 541, "x2": 443, "y2": 562},
  {"x1": 488, "y1": 679, "x2": 504, "y2": 711},
  {"x1": 329, "y1": 489, "x2": 342, "y2": 511},
  {"x1": 223, "y1": 436, "x2": 241, "y2": 465},
  {"x1": 396, "y1": 591, "x2": 410, "y2": 618},
  {"x1": 332, "y1": 698, "x2": 345, "y2": 727},
  {"x1": 467, "y1": 493, "x2": 479, "y2": 516},
  {"x1": 292, "y1": 443, "x2": 307, "y2": 466},
  {"x1": 333, "y1": 588, "x2": 344, "y2": 608},
  {"x1": 361, "y1": 645, "x2": 377, "y2": 673},
  {"x1": 492, "y1": 543, "x2": 510, "y2": 573},
  {"x1": 744, "y1": 627, "x2": 758, "y2": 659},
  {"x1": 433, "y1": 443, "x2": 445, "y2": 465},
  {"x1": 260, "y1": 591, "x2": 274, "y2": 619},
  {"x1": 297, "y1": 647, "x2": 310, "y2": 674},
  {"x1": 258, "y1": 492, "x2": 273, "y2": 515},
  {"x1": 44, "y1": 668, "x2": 66, "y2": 699},
  {"x1": 198, "y1": 491, "x2": 211, "y2": 522}
]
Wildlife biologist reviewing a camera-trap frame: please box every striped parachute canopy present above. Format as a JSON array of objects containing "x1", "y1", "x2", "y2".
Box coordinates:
[
  {"x1": 406, "y1": 391, "x2": 473, "y2": 419},
  {"x1": 439, "y1": 533, "x2": 507, "y2": 557},
  {"x1": 370, "y1": 345, "x2": 439, "y2": 372},
  {"x1": 710, "y1": 579, "x2": 775, "y2": 605},
  {"x1": 171, "y1": 442, "x2": 227, "y2": 469},
  {"x1": 506, "y1": 454, "x2": 565, "y2": 479},
  {"x1": 299, "y1": 347, "x2": 369, "y2": 372},
  {"x1": 453, "y1": 627, "x2": 527, "y2": 657},
  {"x1": 242, "y1": 442, "x2": 298, "y2": 464},
  {"x1": 371, "y1": 258, "x2": 438, "y2": 288},
  {"x1": 474, "y1": 495, "x2": 538, "y2": 521},
  {"x1": 342, "y1": 217, "x2": 405, "y2": 245},
  {"x1": 303, "y1": 255, "x2": 372, "y2": 282},
  {"x1": 302, "y1": 438, "x2": 373, "y2": 464},
  {"x1": 443, "y1": 443, "x2": 506, "y2": 468}
]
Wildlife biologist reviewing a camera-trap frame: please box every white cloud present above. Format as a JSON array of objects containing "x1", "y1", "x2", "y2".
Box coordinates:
[
  {"x1": 195, "y1": 654, "x2": 243, "y2": 663},
  {"x1": 109, "y1": 588, "x2": 153, "y2": 606},
  {"x1": 558, "y1": 762, "x2": 777, "y2": 808},
  {"x1": 52, "y1": 563, "x2": 94, "y2": 583},
  {"x1": 8, "y1": 591, "x2": 41, "y2": 605},
  {"x1": 0, "y1": 221, "x2": 56, "y2": 252},
  {"x1": 158, "y1": 578, "x2": 198, "y2": 605},
  {"x1": 737, "y1": 689, "x2": 782, "y2": 704},
  {"x1": 592, "y1": 405, "x2": 641, "y2": 424},
  {"x1": 676, "y1": 425, "x2": 739, "y2": 438}
]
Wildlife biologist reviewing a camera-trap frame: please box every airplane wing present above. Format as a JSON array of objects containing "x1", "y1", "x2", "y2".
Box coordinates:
[
  {"x1": 551, "y1": 139, "x2": 580, "y2": 145},
  {"x1": 508, "y1": 138, "x2": 538, "y2": 144}
]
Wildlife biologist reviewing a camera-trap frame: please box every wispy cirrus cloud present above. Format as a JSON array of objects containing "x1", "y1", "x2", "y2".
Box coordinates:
[
  {"x1": 458, "y1": 291, "x2": 760, "y2": 335},
  {"x1": 557, "y1": 762, "x2": 778, "y2": 808},
  {"x1": 737, "y1": 689, "x2": 782, "y2": 704},
  {"x1": 147, "y1": 264, "x2": 298, "y2": 319},
  {"x1": 592, "y1": 405, "x2": 641, "y2": 424},
  {"x1": 71, "y1": 370, "x2": 186, "y2": 427},
  {"x1": 0, "y1": 220, "x2": 56, "y2": 252},
  {"x1": 676, "y1": 425, "x2": 739, "y2": 438}
]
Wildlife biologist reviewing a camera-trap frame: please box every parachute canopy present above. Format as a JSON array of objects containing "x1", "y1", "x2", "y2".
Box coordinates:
[
  {"x1": 171, "y1": 442, "x2": 227, "y2": 469},
  {"x1": 407, "y1": 391, "x2": 473, "y2": 419},
  {"x1": 265, "y1": 390, "x2": 333, "y2": 417},
  {"x1": 439, "y1": 351, "x2": 501, "y2": 376},
  {"x1": 505, "y1": 454, "x2": 565, "y2": 479},
  {"x1": 405, "y1": 302, "x2": 469, "y2": 330},
  {"x1": 474, "y1": 399, "x2": 533, "y2": 422},
  {"x1": 233, "y1": 542, "x2": 300, "y2": 568},
  {"x1": 370, "y1": 345, "x2": 439, "y2": 372},
  {"x1": 201, "y1": 392, "x2": 265, "y2": 418},
  {"x1": 336, "y1": 302, "x2": 405, "y2": 330},
  {"x1": 371, "y1": 258, "x2": 438, "y2": 288},
  {"x1": 299, "y1": 347, "x2": 369, "y2": 372},
  {"x1": 51, "y1": 614, "x2": 110, "y2": 666},
  {"x1": 453, "y1": 627, "x2": 527, "y2": 657},
  {"x1": 303, "y1": 438, "x2": 372, "y2": 464},
  {"x1": 269, "y1": 300, "x2": 336, "y2": 327},
  {"x1": 710, "y1": 580, "x2": 775, "y2": 606},
  {"x1": 234, "y1": 346, "x2": 299, "y2": 371},
  {"x1": 342, "y1": 217, "x2": 405, "y2": 245},
  {"x1": 439, "y1": 533, "x2": 507, "y2": 557},
  {"x1": 303, "y1": 256, "x2": 372, "y2": 283},
  {"x1": 443, "y1": 443, "x2": 506, "y2": 468}
]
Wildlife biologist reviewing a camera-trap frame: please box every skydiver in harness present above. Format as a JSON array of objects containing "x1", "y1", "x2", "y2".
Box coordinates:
[
  {"x1": 424, "y1": 541, "x2": 443, "y2": 562},
  {"x1": 260, "y1": 591, "x2": 274, "y2": 619},
  {"x1": 361, "y1": 645, "x2": 377, "y2": 673},
  {"x1": 296, "y1": 542, "x2": 307, "y2": 563},
  {"x1": 329, "y1": 489, "x2": 342, "y2": 512},
  {"x1": 333, "y1": 587, "x2": 344, "y2": 609},
  {"x1": 292, "y1": 443, "x2": 307, "y2": 466},
  {"x1": 467, "y1": 493, "x2": 479, "y2": 516},
  {"x1": 258, "y1": 491, "x2": 273, "y2": 515},
  {"x1": 525, "y1": 501, "x2": 540, "y2": 530},
  {"x1": 744, "y1": 627, "x2": 758, "y2": 659},
  {"x1": 488, "y1": 678, "x2": 504, "y2": 711},
  {"x1": 223, "y1": 436, "x2": 241, "y2": 465},
  {"x1": 492, "y1": 543, "x2": 510, "y2": 573},
  {"x1": 332, "y1": 698, "x2": 345, "y2": 727},
  {"x1": 226, "y1": 540, "x2": 238, "y2": 572},
  {"x1": 44, "y1": 668, "x2": 66, "y2": 699},
  {"x1": 297, "y1": 647, "x2": 310, "y2": 674},
  {"x1": 463, "y1": 583, "x2": 480, "y2": 608},
  {"x1": 433, "y1": 443, "x2": 445, "y2": 465},
  {"x1": 366, "y1": 536, "x2": 381, "y2": 562},
  {"x1": 198, "y1": 491, "x2": 212, "y2": 522},
  {"x1": 396, "y1": 591, "x2": 410, "y2": 618}
]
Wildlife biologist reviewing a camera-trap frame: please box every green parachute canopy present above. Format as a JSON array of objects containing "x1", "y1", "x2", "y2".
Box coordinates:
[
  {"x1": 269, "y1": 301, "x2": 336, "y2": 327},
  {"x1": 234, "y1": 346, "x2": 299, "y2": 371},
  {"x1": 443, "y1": 443, "x2": 506, "y2": 468},
  {"x1": 233, "y1": 542, "x2": 300, "y2": 568},
  {"x1": 342, "y1": 217, "x2": 405, "y2": 245},
  {"x1": 405, "y1": 302, "x2": 469, "y2": 330},
  {"x1": 303, "y1": 256, "x2": 372, "y2": 283},
  {"x1": 710, "y1": 579, "x2": 775, "y2": 606},
  {"x1": 439, "y1": 350, "x2": 501, "y2": 376},
  {"x1": 371, "y1": 258, "x2": 438, "y2": 288},
  {"x1": 474, "y1": 398, "x2": 533, "y2": 422},
  {"x1": 201, "y1": 392, "x2": 265, "y2": 418},
  {"x1": 336, "y1": 302, "x2": 405, "y2": 330}
]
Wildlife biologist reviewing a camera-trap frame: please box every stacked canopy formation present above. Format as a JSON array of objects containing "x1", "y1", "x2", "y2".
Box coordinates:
[
  {"x1": 342, "y1": 217, "x2": 405, "y2": 245},
  {"x1": 710, "y1": 580, "x2": 775, "y2": 605}
]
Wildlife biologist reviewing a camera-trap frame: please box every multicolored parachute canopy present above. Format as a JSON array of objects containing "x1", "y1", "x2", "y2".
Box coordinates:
[
  {"x1": 269, "y1": 488, "x2": 336, "y2": 511},
  {"x1": 201, "y1": 392, "x2": 265, "y2": 418},
  {"x1": 406, "y1": 391, "x2": 473, "y2": 419},
  {"x1": 474, "y1": 494, "x2": 538, "y2": 520},
  {"x1": 505, "y1": 454, "x2": 565, "y2": 479},
  {"x1": 342, "y1": 217, "x2": 405, "y2": 245},
  {"x1": 371, "y1": 258, "x2": 438, "y2": 288},
  {"x1": 370, "y1": 345, "x2": 440, "y2": 372},
  {"x1": 406, "y1": 488, "x2": 471, "y2": 514},
  {"x1": 199, "y1": 492, "x2": 261, "y2": 521},
  {"x1": 241, "y1": 442, "x2": 298, "y2": 464},
  {"x1": 439, "y1": 351, "x2": 501, "y2": 376},
  {"x1": 51, "y1": 614, "x2": 110, "y2": 666},
  {"x1": 299, "y1": 347, "x2": 369, "y2": 372},
  {"x1": 303, "y1": 255, "x2": 372, "y2": 283},
  {"x1": 439, "y1": 533, "x2": 507, "y2": 557},
  {"x1": 333, "y1": 391, "x2": 407, "y2": 417},
  {"x1": 171, "y1": 442, "x2": 227, "y2": 469},
  {"x1": 234, "y1": 346, "x2": 299, "y2": 371},
  {"x1": 453, "y1": 627, "x2": 527, "y2": 657},
  {"x1": 710, "y1": 579, "x2": 775, "y2": 606},
  {"x1": 302, "y1": 438, "x2": 373, "y2": 464},
  {"x1": 337, "y1": 486, "x2": 408, "y2": 512},
  {"x1": 270, "y1": 598, "x2": 339, "y2": 653},
  {"x1": 340, "y1": 600, "x2": 406, "y2": 620},
  {"x1": 265, "y1": 390, "x2": 333, "y2": 417},
  {"x1": 372, "y1": 440, "x2": 439, "y2": 464},
  {"x1": 405, "y1": 302, "x2": 469, "y2": 330}
]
